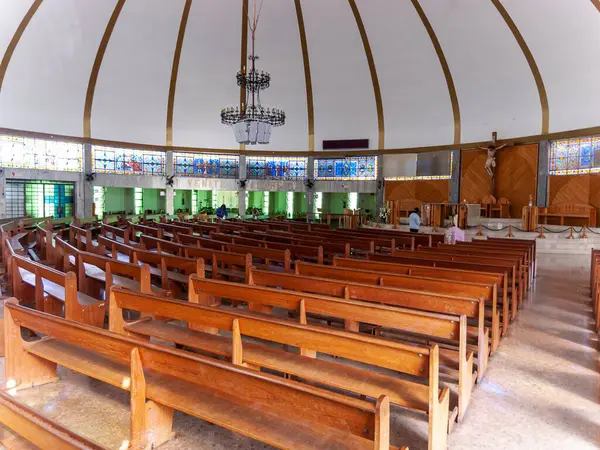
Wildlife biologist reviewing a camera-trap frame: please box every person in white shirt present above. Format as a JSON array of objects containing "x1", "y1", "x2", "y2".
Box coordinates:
[{"x1": 409, "y1": 208, "x2": 421, "y2": 233}]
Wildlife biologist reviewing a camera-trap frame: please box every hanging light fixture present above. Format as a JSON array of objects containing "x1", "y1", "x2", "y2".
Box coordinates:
[{"x1": 221, "y1": 0, "x2": 285, "y2": 145}]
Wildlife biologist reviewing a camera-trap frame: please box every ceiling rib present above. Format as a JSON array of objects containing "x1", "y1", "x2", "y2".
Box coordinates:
[
  {"x1": 410, "y1": 0, "x2": 461, "y2": 145},
  {"x1": 294, "y1": 0, "x2": 315, "y2": 152},
  {"x1": 166, "y1": 0, "x2": 192, "y2": 146},
  {"x1": 348, "y1": 0, "x2": 385, "y2": 150},
  {"x1": 83, "y1": 0, "x2": 127, "y2": 138},
  {"x1": 491, "y1": 0, "x2": 549, "y2": 134},
  {"x1": 0, "y1": 0, "x2": 43, "y2": 93}
]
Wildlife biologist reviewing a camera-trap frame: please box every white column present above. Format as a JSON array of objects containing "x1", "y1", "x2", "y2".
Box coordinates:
[
  {"x1": 166, "y1": 151, "x2": 174, "y2": 215},
  {"x1": 376, "y1": 154, "x2": 385, "y2": 216},
  {"x1": 82, "y1": 143, "x2": 93, "y2": 218},
  {"x1": 237, "y1": 155, "x2": 247, "y2": 217},
  {"x1": 306, "y1": 156, "x2": 314, "y2": 221},
  {"x1": 0, "y1": 167, "x2": 6, "y2": 219}
]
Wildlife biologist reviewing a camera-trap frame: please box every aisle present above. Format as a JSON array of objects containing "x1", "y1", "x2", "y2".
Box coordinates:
[{"x1": 449, "y1": 254, "x2": 599, "y2": 449}]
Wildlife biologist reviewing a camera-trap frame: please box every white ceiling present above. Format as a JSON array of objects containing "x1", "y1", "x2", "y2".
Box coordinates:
[{"x1": 0, "y1": 0, "x2": 599, "y2": 151}]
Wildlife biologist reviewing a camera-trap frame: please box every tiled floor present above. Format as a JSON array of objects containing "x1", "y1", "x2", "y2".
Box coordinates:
[{"x1": 1, "y1": 254, "x2": 599, "y2": 449}]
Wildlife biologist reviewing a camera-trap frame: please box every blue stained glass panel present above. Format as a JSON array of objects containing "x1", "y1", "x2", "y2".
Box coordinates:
[
  {"x1": 246, "y1": 157, "x2": 308, "y2": 180},
  {"x1": 549, "y1": 136, "x2": 600, "y2": 175},
  {"x1": 173, "y1": 153, "x2": 239, "y2": 178},
  {"x1": 315, "y1": 156, "x2": 377, "y2": 180},
  {"x1": 593, "y1": 137, "x2": 600, "y2": 169},
  {"x1": 580, "y1": 139, "x2": 592, "y2": 168},
  {"x1": 93, "y1": 147, "x2": 165, "y2": 175},
  {"x1": 553, "y1": 142, "x2": 568, "y2": 171},
  {"x1": 93, "y1": 149, "x2": 116, "y2": 172}
]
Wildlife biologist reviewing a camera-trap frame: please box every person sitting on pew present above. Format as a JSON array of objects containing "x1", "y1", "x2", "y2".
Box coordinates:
[
  {"x1": 216, "y1": 204, "x2": 228, "y2": 221},
  {"x1": 409, "y1": 207, "x2": 421, "y2": 233}
]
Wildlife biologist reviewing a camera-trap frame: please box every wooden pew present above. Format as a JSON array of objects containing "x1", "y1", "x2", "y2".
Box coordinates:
[
  {"x1": 141, "y1": 235, "x2": 251, "y2": 282},
  {"x1": 97, "y1": 234, "x2": 138, "y2": 262},
  {"x1": 132, "y1": 248, "x2": 205, "y2": 294},
  {"x1": 480, "y1": 237, "x2": 537, "y2": 278},
  {"x1": 298, "y1": 229, "x2": 413, "y2": 252},
  {"x1": 172, "y1": 220, "x2": 220, "y2": 237},
  {"x1": 54, "y1": 235, "x2": 83, "y2": 273},
  {"x1": 110, "y1": 286, "x2": 446, "y2": 448},
  {"x1": 100, "y1": 223, "x2": 131, "y2": 245},
  {"x1": 5, "y1": 299, "x2": 398, "y2": 450},
  {"x1": 98, "y1": 235, "x2": 206, "y2": 294},
  {"x1": 139, "y1": 234, "x2": 183, "y2": 255},
  {"x1": 209, "y1": 232, "x2": 324, "y2": 264},
  {"x1": 223, "y1": 242, "x2": 291, "y2": 273},
  {"x1": 9, "y1": 246, "x2": 105, "y2": 327},
  {"x1": 246, "y1": 267, "x2": 482, "y2": 421},
  {"x1": 331, "y1": 257, "x2": 510, "y2": 336},
  {"x1": 77, "y1": 251, "x2": 168, "y2": 299},
  {"x1": 130, "y1": 222, "x2": 164, "y2": 241},
  {"x1": 188, "y1": 276, "x2": 459, "y2": 438},
  {"x1": 412, "y1": 247, "x2": 527, "y2": 307},
  {"x1": 0, "y1": 390, "x2": 108, "y2": 450},
  {"x1": 292, "y1": 261, "x2": 500, "y2": 353},
  {"x1": 68, "y1": 224, "x2": 95, "y2": 252},
  {"x1": 348, "y1": 228, "x2": 444, "y2": 248},
  {"x1": 157, "y1": 221, "x2": 193, "y2": 239},
  {"x1": 176, "y1": 233, "x2": 227, "y2": 251},
  {"x1": 441, "y1": 242, "x2": 532, "y2": 288},
  {"x1": 369, "y1": 252, "x2": 518, "y2": 321}
]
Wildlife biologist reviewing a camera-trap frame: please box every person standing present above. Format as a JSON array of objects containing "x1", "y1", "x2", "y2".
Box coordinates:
[{"x1": 409, "y1": 207, "x2": 421, "y2": 233}]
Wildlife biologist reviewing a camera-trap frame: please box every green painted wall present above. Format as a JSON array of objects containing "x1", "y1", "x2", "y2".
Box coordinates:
[
  {"x1": 358, "y1": 193, "x2": 376, "y2": 220},
  {"x1": 142, "y1": 189, "x2": 165, "y2": 214},
  {"x1": 174, "y1": 190, "x2": 192, "y2": 213},
  {"x1": 322, "y1": 193, "x2": 347, "y2": 214},
  {"x1": 196, "y1": 190, "x2": 212, "y2": 211},
  {"x1": 248, "y1": 191, "x2": 264, "y2": 210},
  {"x1": 104, "y1": 187, "x2": 134, "y2": 214},
  {"x1": 294, "y1": 192, "x2": 306, "y2": 216},
  {"x1": 269, "y1": 192, "x2": 286, "y2": 216}
]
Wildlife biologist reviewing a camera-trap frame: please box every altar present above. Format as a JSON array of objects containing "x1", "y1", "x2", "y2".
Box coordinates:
[{"x1": 422, "y1": 203, "x2": 481, "y2": 228}]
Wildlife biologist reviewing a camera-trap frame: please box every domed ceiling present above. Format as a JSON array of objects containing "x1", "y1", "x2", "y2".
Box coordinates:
[{"x1": 0, "y1": 0, "x2": 599, "y2": 153}]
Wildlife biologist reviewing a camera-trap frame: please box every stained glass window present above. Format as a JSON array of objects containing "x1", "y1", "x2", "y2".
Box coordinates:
[
  {"x1": 174, "y1": 153, "x2": 239, "y2": 178},
  {"x1": 92, "y1": 146, "x2": 165, "y2": 175},
  {"x1": 6, "y1": 180, "x2": 74, "y2": 219},
  {"x1": 314, "y1": 156, "x2": 377, "y2": 180},
  {"x1": 549, "y1": 136, "x2": 600, "y2": 175},
  {"x1": 247, "y1": 157, "x2": 308, "y2": 180},
  {"x1": 0, "y1": 135, "x2": 82, "y2": 172}
]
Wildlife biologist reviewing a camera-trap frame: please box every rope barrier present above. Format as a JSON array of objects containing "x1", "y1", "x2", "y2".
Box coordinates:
[{"x1": 465, "y1": 223, "x2": 600, "y2": 239}]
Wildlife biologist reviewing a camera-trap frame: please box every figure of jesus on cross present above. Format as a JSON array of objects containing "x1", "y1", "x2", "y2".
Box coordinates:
[{"x1": 478, "y1": 132, "x2": 507, "y2": 178}]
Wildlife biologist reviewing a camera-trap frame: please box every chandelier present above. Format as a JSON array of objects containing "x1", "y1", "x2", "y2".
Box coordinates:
[{"x1": 221, "y1": 1, "x2": 285, "y2": 145}]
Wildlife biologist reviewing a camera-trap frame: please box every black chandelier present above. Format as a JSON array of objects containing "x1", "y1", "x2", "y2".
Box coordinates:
[{"x1": 221, "y1": 1, "x2": 285, "y2": 145}]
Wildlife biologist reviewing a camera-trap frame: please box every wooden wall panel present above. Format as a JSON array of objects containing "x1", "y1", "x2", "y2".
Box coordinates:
[
  {"x1": 460, "y1": 150, "x2": 490, "y2": 204},
  {"x1": 460, "y1": 144, "x2": 538, "y2": 217},
  {"x1": 385, "y1": 180, "x2": 449, "y2": 204},
  {"x1": 495, "y1": 144, "x2": 538, "y2": 216},
  {"x1": 548, "y1": 173, "x2": 600, "y2": 223},
  {"x1": 548, "y1": 175, "x2": 589, "y2": 205}
]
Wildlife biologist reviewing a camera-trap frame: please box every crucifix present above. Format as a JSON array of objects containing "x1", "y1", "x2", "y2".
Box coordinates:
[{"x1": 478, "y1": 131, "x2": 507, "y2": 191}]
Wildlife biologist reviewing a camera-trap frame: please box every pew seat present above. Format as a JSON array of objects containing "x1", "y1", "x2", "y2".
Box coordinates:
[
  {"x1": 27, "y1": 338, "x2": 387, "y2": 450},
  {"x1": 82, "y1": 262, "x2": 168, "y2": 296},
  {"x1": 8, "y1": 301, "x2": 399, "y2": 450},
  {"x1": 125, "y1": 318, "x2": 430, "y2": 413},
  {"x1": 18, "y1": 268, "x2": 98, "y2": 307}
]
